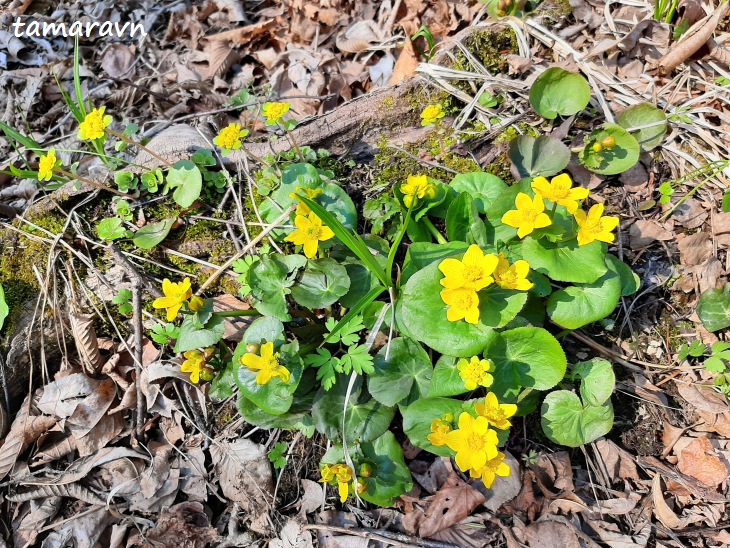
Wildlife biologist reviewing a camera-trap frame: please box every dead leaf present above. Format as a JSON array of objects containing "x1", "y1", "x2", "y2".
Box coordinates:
[
  {"x1": 677, "y1": 232, "x2": 713, "y2": 266},
  {"x1": 211, "y1": 439, "x2": 273, "y2": 512},
  {"x1": 389, "y1": 32, "x2": 419, "y2": 85},
  {"x1": 336, "y1": 20, "x2": 384, "y2": 54},
  {"x1": 675, "y1": 382, "x2": 730, "y2": 414},
  {"x1": 677, "y1": 435, "x2": 729, "y2": 487},
  {"x1": 37, "y1": 373, "x2": 101, "y2": 419},
  {"x1": 418, "y1": 472, "x2": 486, "y2": 538},
  {"x1": 594, "y1": 439, "x2": 640, "y2": 482},
  {"x1": 522, "y1": 520, "x2": 582, "y2": 548},
  {"x1": 629, "y1": 220, "x2": 673, "y2": 247},
  {"x1": 130, "y1": 502, "x2": 219, "y2": 548},
  {"x1": 651, "y1": 474, "x2": 698, "y2": 529},
  {"x1": 297, "y1": 479, "x2": 322, "y2": 518},
  {"x1": 270, "y1": 519, "x2": 314, "y2": 548},
  {"x1": 479, "y1": 451, "x2": 521, "y2": 511},
  {"x1": 12, "y1": 496, "x2": 63, "y2": 548},
  {"x1": 619, "y1": 163, "x2": 648, "y2": 191},
  {"x1": 101, "y1": 43, "x2": 135, "y2": 79},
  {"x1": 673, "y1": 198, "x2": 707, "y2": 229},
  {"x1": 532, "y1": 451, "x2": 574, "y2": 492}
]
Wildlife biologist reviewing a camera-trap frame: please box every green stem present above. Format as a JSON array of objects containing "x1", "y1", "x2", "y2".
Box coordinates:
[
  {"x1": 386, "y1": 203, "x2": 414, "y2": 280},
  {"x1": 548, "y1": 201, "x2": 558, "y2": 220},
  {"x1": 213, "y1": 309, "x2": 262, "y2": 318},
  {"x1": 422, "y1": 217, "x2": 448, "y2": 245},
  {"x1": 281, "y1": 123, "x2": 305, "y2": 162}
]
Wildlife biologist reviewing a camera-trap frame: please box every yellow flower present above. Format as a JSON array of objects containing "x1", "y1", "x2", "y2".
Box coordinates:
[
  {"x1": 574, "y1": 203, "x2": 620, "y2": 246},
  {"x1": 78, "y1": 107, "x2": 112, "y2": 141},
  {"x1": 501, "y1": 193, "x2": 552, "y2": 239},
  {"x1": 444, "y1": 413, "x2": 499, "y2": 476},
  {"x1": 439, "y1": 244, "x2": 498, "y2": 291},
  {"x1": 531, "y1": 173, "x2": 589, "y2": 214},
  {"x1": 262, "y1": 101, "x2": 291, "y2": 125},
  {"x1": 475, "y1": 392, "x2": 517, "y2": 430},
  {"x1": 421, "y1": 104, "x2": 445, "y2": 126},
  {"x1": 38, "y1": 149, "x2": 60, "y2": 181},
  {"x1": 240, "y1": 341, "x2": 291, "y2": 385},
  {"x1": 457, "y1": 356, "x2": 495, "y2": 390},
  {"x1": 493, "y1": 254, "x2": 533, "y2": 291},
  {"x1": 334, "y1": 464, "x2": 354, "y2": 503},
  {"x1": 400, "y1": 174, "x2": 438, "y2": 208},
  {"x1": 181, "y1": 350, "x2": 206, "y2": 384},
  {"x1": 476, "y1": 451, "x2": 511, "y2": 488},
  {"x1": 289, "y1": 186, "x2": 323, "y2": 216},
  {"x1": 440, "y1": 288, "x2": 480, "y2": 324},
  {"x1": 188, "y1": 295, "x2": 205, "y2": 311},
  {"x1": 284, "y1": 212, "x2": 335, "y2": 259},
  {"x1": 152, "y1": 278, "x2": 192, "y2": 321},
  {"x1": 428, "y1": 416, "x2": 453, "y2": 447},
  {"x1": 320, "y1": 464, "x2": 336, "y2": 483},
  {"x1": 213, "y1": 123, "x2": 249, "y2": 154}
]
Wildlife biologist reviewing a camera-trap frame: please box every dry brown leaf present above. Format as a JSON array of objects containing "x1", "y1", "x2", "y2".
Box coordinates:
[
  {"x1": 594, "y1": 439, "x2": 640, "y2": 482},
  {"x1": 522, "y1": 520, "x2": 582, "y2": 548},
  {"x1": 75, "y1": 412, "x2": 124, "y2": 457},
  {"x1": 336, "y1": 20, "x2": 383, "y2": 53},
  {"x1": 37, "y1": 373, "x2": 101, "y2": 419},
  {"x1": 211, "y1": 439, "x2": 273, "y2": 512},
  {"x1": 389, "y1": 32, "x2": 419, "y2": 85},
  {"x1": 677, "y1": 435, "x2": 729, "y2": 488},
  {"x1": 0, "y1": 392, "x2": 56, "y2": 479},
  {"x1": 673, "y1": 198, "x2": 707, "y2": 229},
  {"x1": 12, "y1": 496, "x2": 62, "y2": 548},
  {"x1": 297, "y1": 479, "x2": 323, "y2": 518},
  {"x1": 677, "y1": 232, "x2": 713, "y2": 267},
  {"x1": 212, "y1": 294, "x2": 251, "y2": 342},
  {"x1": 69, "y1": 310, "x2": 104, "y2": 375},
  {"x1": 532, "y1": 451, "x2": 574, "y2": 492},
  {"x1": 128, "y1": 502, "x2": 218, "y2": 548},
  {"x1": 100, "y1": 43, "x2": 135, "y2": 79},
  {"x1": 41, "y1": 506, "x2": 117, "y2": 548},
  {"x1": 651, "y1": 474, "x2": 697, "y2": 529},
  {"x1": 68, "y1": 378, "x2": 116, "y2": 438},
  {"x1": 629, "y1": 220, "x2": 673, "y2": 247},
  {"x1": 696, "y1": 410, "x2": 730, "y2": 437},
  {"x1": 270, "y1": 519, "x2": 314, "y2": 548},
  {"x1": 675, "y1": 382, "x2": 730, "y2": 414},
  {"x1": 712, "y1": 212, "x2": 730, "y2": 235},
  {"x1": 418, "y1": 472, "x2": 486, "y2": 538}
]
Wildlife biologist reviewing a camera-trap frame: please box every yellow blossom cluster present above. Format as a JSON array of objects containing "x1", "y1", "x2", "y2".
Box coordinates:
[
  {"x1": 320, "y1": 463, "x2": 368, "y2": 503},
  {"x1": 400, "y1": 174, "x2": 438, "y2": 208},
  {"x1": 439, "y1": 245, "x2": 533, "y2": 324},
  {"x1": 501, "y1": 173, "x2": 619, "y2": 245},
  {"x1": 421, "y1": 104, "x2": 445, "y2": 126},
  {"x1": 428, "y1": 393, "x2": 517, "y2": 487},
  {"x1": 213, "y1": 122, "x2": 249, "y2": 154}
]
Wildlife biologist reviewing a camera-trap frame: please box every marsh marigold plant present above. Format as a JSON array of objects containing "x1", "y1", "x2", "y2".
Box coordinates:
[
  {"x1": 153, "y1": 278, "x2": 192, "y2": 321},
  {"x1": 78, "y1": 107, "x2": 112, "y2": 141}
]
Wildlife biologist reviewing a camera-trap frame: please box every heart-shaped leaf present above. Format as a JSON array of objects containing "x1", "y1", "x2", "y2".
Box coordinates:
[
  {"x1": 508, "y1": 135, "x2": 571, "y2": 179},
  {"x1": 529, "y1": 67, "x2": 591, "y2": 119}
]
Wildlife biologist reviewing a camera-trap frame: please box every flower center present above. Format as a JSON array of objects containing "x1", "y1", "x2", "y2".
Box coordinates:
[
  {"x1": 219, "y1": 127, "x2": 240, "y2": 148},
  {"x1": 455, "y1": 292, "x2": 475, "y2": 309},
  {"x1": 584, "y1": 219, "x2": 604, "y2": 235},
  {"x1": 551, "y1": 183, "x2": 570, "y2": 199},
  {"x1": 499, "y1": 268, "x2": 517, "y2": 284},
  {"x1": 262, "y1": 355, "x2": 280, "y2": 371},
  {"x1": 305, "y1": 226, "x2": 321, "y2": 239},
  {"x1": 466, "y1": 432, "x2": 487, "y2": 452},
  {"x1": 521, "y1": 208, "x2": 539, "y2": 222},
  {"x1": 463, "y1": 265, "x2": 484, "y2": 283}
]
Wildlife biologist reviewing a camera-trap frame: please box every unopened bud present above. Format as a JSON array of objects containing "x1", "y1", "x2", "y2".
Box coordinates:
[
  {"x1": 359, "y1": 463, "x2": 374, "y2": 478},
  {"x1": 497, "y1": 0, "x2": 506, "y2": 9},
  {"x1": 246, "y1": 343, "x2": 260, "y2": 354},
  {"x1": 199, "y1": 368, "x2": 215, "y2": 382},
  {"x1": 189, "y1": 295, "x2": 205, "y2": 311},
  {"x1": 601, "y1": 136, "x2": 616, "y2": 149},
  {"x1": 592, "y1": 142, "x2": 603, "y2": 153}
]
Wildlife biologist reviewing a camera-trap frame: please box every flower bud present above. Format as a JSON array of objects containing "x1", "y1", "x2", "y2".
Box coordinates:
[
  {"x1": 356, "y1": 479, "x2": 368, "y2": 494},
  {"x1": 189, "y1": 295, "x2": 205, "y2": 311},
  {"x1": 601, "y1": 136, "x2": 616, "y2": 149},
  {"x1": 359, "y1": 462, "x2": 374, "y2": 478},
  {"x1": 498, "y1": 0, "x2": 506, "y2": 9},
  {"x1": 504, "y1": 0, "x2": 513, "y2": 6},
  {"x1": 246, "y1": 343, "x2": 260, "y2": 354},
  {"x1": 592, "y1": 142, "x2": 603, "y2": 153},
  {"x1": 199, "y1": 368, "x2": 215, "y2": 382}
]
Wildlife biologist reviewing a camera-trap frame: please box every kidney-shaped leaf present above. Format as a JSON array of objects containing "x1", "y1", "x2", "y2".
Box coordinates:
[
  {"x1": 529, "y1": 67, "x2": 591, "y2": 120},
  {"x1": 579, "y1": 123, "x2": 640, "y2": 175},
  {"x1": 522, "y1": 238, "x2": 607, "y2": 284},
  {"x1": 509, "y1": 135, "x2": 571, "y2": 179},
  {"x1": 616, "y1": 103, "x2": 667, "y2": 152},
  {"x1": 449, "y1": 172, "x2": 508, "y2": 214},
  {"x1": 697, "y1": 283, "x2": 730, "y2": 332},
  {"x1": 541, "y1": 390, "x2": 614, "y2": 447},
  {"x1": 402, "y1": 397, "x2": 469, "y2": 457},
  {"x1": 368, "y1": 338, "x2": 432, "y2": 407},
  {"x1": 291, "y1": 258, "x2": 350, "y2": 309}
]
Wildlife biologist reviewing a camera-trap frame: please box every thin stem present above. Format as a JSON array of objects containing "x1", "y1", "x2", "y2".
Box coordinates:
[
  {"x1": 57, "y1": 168, "x2": 129, "y2": 197},
  {"x1": 213, "y1": 309, "x2": 262, "y2": 318},
  {"x1": 241, "y1": 146, "x2": 271, "y2": 168},
  {"x1": 548, "y1": 201, "x2": 558, "y2": 220},
  {"x1": 282, "y1": 124, "x2": 305, "y2": 162},
  {"x1": 387, "y1": 202, "x2": 414, "y2": 280},
  {"x1": 422, "y1": 216, "x2": 448, "y2": 245},
  {"x1": 106, "y1": 128, "x2": 173, "y2": 167}
]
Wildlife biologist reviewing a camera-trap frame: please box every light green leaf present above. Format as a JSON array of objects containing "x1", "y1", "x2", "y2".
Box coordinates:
[
  {"x1": 486, "y1": 327, "x2": 567, "y2": 398},
  {"x1": 445, "y1": 192, "x2": 487, "y2": 246},
  {"x1": 607, "y1": 255, "x2": 640, "y2": 296},
  {"x1": 616, "y1": 103, "x2": 667, "y2": 152},
  {"x1": 529, "y1": 67, "x2": 591, "y2": 119},
  {"x1": 541, "y1": 390, "x2": 614, "y2": 447},
  {"x1": 368, "y1": 338, "x2": 432, "y2": 407},
  {"x1": 402, "y1": 397, "x2": 468, "y2": 457},
  {"x1": 358, "y1": 432, "x2": 413, "y2": 507},
  {"x1": 133, "y1": 217, "x2": 176, "y2": 249},
  {"x1": 427, "y1": 355, "x2": 470, "y2": 397},
  {"x1": 522, "y1": 237, "x2": 607, "y2": 283},
  {"x1": 96, "y1": 217, "x2": 131, "y2": 241},
  {"x1": 402, "y1": 241, "x2": 470, "y2": 283},
  {"x1": 167, "y1": 160, "x2": 203, "y2": 208},
  {"x1": 508, "y1": 135, "x2": 571, "y2": 179},
  {"x1": 174, "y1": 315, "x2": 225, "y2": 352},
  {"x1": 290, "y1": 258, "x2": 350, "y2": 309},
  {"x1": 698, "y1": 284, "x2": 730, "y2": 332},
  {"x1": 579, "y1": 123, "x2": 640, "y2": 175},
  {"x1": 449, "y1": 172, "x2": 508, "y2": 214},
  {"x1": 0, "y1": 284, "x2": 8, "y2": 332},
  {"x1": 243, "y1": 316, "x2": 285, "y2": 345},
  {"x1": 571, "y1": 358, "x2": 615, "y2": 407},
  {"x1": 547, "y1": 262, "x2": 622, "y2": 329}
]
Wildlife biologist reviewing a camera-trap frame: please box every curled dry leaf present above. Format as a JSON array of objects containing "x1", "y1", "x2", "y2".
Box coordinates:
[
  {"x1": 69, "y1": 310, "x2": 104, "y2": 375},
  {"x1": 36, "y1": 373, "x2": 101, "y2": 419},
  {"x1": 629, "y1": 220, "x2": 673, "y2": 247},
  {"x1": 130, "y1": 502, "x2": 219, "y2": 548},
  {"x1": 417, "y1": 472, "x2": 486, "y2": 538},
  {"x1": 211, "y1": 439, "x2": 273, "y2": 512},
  {"x1": 651, "y1": 474, "x2": 697, "y2": 529},
  {"x1": 12, "y1": 496, "x2": 63, "y2": 548},
  {"x1": 336, "y1": 20, "x2": 384, "y2": 53},
  {"x1": 100, "y1": 43, "x2": 135, "y2": 79},
  {"x1": 675, "y1": 382, "x2": 730, "y2": 414},
  {"x1": 532, "y1": 451, "x2": 574, "y2": 493},
  {"x1": 594, "y1": 439, "x2": 640, "y2": 482},
  {"x1": 677, "y1": 232, "x2": 713, "y2": 267}
]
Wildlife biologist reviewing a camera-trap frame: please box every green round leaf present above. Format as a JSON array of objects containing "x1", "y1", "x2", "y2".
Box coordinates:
[
  {"x1": 486, "y1": 327, "x2": 567, "y2": 397},
  {"x1": 606, "y1": 255, "x2": 640, "y2": 296},
  {"x1": 529, "y1": 67, "x2": 591, "y2": 120},
  {"x1": 133, "y1": 217, "x2": 176, "y2": 250},
  {"x1": 402, "y1": 397, "x2": 467, "y2": 457},
  {"x1": 236, "y1": 383, "x2": 315, "y2": 437},
  {"x1": 616, "y1": 103, "x2": 667, "y2": 152},
  {"x1": 571, "y1": 358, "x2": 615, "y2": 407},
  {"x1": 235, "y1": 341, "x2": 303, "y2": 416},
  {"x1": 522, "y1": 238, "x2": 607, "y2": 283},
  {"x1": 445, "y1": 192, "x2": 487, "y2": 246},
  {"x1": 427, "y1": 355, "x2": 470, "y2": 397},
  {"x1": 368, "y1": 338, "x2": 432, "y2": 407},
  {"x1": 311, "y1": 376, "x2": 395, "y2": 444},
  {"x1": 508, "y1": 135, "x2": 571, "y2": 179},
  {"x1": 541, "y1": 390, "x2": 614, "y2": 447},
  {"x1": 578, "y1": 123, "x2": 640, "y2": 175},
  {"x1": 358, "y1": 432, "x2": 414, "y2": 507},
  {"x1": 97, "y1": 217, "x2": 131, "y2": 241},
  {"x1": 0, "y1": 284, "x2": 9, "y2": 332},
  {"x1": 401, "y1": 260, "x2": 527, "y2": 356},
  {"x1": 449, "y1": 172, "x2": 508, "y2": 214},
  {"x1": 547, "y1": 262, "x2": 621, "y2": 329},
  {"x1": 168, "y1": 160, "x2": 203, "y2": 208},
  {"x1": 173, "y1": 315, "x2": 225, "y2": 353},
  {"x1": 698, "y1": 283, "x2": 730, "y2": 332},
  {"x1": 290, "y1": 258, "x2": 350, "y2": 309},
  {"x1": 243, "y1": 316, "x2": 285, "y2": 345}
]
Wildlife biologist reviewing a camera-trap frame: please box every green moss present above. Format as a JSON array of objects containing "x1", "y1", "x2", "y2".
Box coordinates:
[
  {"x1": 0, "y1": 280, "x2": 36, "y2": 335},
  {"x1": 380, "y1": 96, "x2": 395, "y2": 110}
]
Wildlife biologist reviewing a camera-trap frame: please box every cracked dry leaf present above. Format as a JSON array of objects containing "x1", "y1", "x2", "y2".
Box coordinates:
[
  {"x1": 36, "y1": 373, "x2": 101, "y2": 419},
  {"x1": 594, "y1": 439, "x2": 640, "y2": 482},
  {"x1": 417, "y1": 472, "x2": 486, "y2": 538},
  {"x1": 629, "y1": 220, "x2": 673, "y2": 247},
  {"x1": 270, "y1": 519, "x2": 314, "y2": 548},
  {"x1": 677, "y1": 436, "x2": 729, "y2": 488},
  {"x1": 129, "y1": 502, "x2": 218, "y2": 548},
  {"x1": 678, "y1": 232, "x2": 713, "y2": 267}
]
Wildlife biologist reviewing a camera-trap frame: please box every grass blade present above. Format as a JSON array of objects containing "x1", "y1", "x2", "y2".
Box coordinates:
[{"x1": 324, "y1": 285, "x2": 386, "y2": 345}]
